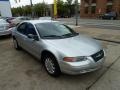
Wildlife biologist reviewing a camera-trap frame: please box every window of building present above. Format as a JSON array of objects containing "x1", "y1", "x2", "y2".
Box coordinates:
[
  {"x1": 85, "y1": 7, "x2": 89, "y2": 14},
  {"x1": 92, "y1": 0, "x2": 96, "y2": 3},
  {"x1": 107, "y1": 0, "x2": 113, "y2": 2},
  {"x1": 107, "y1": 0, "x2": 113, "y2": 5},
  {"x1": 91, "y1": 6, "x2": 96, "y2": 14},
  {"x1": 84, "y1": 0, "x2": 89, "y2": 4},
  {"x1": 106, "y1": 5, "x2": 113, "y2": 13}
]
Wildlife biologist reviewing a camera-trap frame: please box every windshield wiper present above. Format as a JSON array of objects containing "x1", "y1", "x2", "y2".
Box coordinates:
[
  {"x1": 62, "y1": 33, "x2": 78, "y2": 37},
  {"x1": 43, "y1": 35, "x2": 62, "y2": 38}
]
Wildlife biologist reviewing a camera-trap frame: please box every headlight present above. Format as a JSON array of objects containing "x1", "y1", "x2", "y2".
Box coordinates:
[{"x1": 63, "y1": 56, "x2": 87, "y2": 62}]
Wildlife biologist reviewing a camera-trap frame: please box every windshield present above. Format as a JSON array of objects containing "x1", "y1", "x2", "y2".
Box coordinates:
[{"x1": 35, "y1": 22, "x2": 78, "y2": 39}]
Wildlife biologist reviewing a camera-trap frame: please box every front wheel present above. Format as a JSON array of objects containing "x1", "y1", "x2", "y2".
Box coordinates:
[{"x1": 43, "y1": 54, "x2": 61, "y2": 77}]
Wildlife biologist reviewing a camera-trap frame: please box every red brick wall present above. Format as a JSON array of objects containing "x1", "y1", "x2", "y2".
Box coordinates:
[
  {"x1": 96, "y1": 0, "x2": 107, "y2": 14},
  {"x1": 80, "y1": 0, "x2": 86, "y2": 17},
  {"x1": 80, "y1": 0, "x2": 120, "y2": 18},
  {"x1": 113, "y1": 0, "x2": 120, "y2": 16}
]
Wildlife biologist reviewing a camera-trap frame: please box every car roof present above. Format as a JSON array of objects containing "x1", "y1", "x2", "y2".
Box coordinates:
[{"x1": 23, "y1": 20, "x2": 59, "y2": 25}]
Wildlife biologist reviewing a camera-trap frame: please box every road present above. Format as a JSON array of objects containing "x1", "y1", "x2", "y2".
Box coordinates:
[{"x1": 57, "y1": 18, "x2": 120, "y2": 30}]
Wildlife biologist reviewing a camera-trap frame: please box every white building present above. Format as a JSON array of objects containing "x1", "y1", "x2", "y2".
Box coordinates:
[{"x1": 0, "y1": 0, "x2": 12, "y2": 17}]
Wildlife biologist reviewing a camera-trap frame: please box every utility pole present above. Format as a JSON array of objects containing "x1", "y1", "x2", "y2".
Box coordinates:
[
  {"x1": 75, "y1": 0, "x2": 78, "y2": 26},
  {"x1": 43, "y1": 0, "x2": 45, "y2": 16},
  {"x1": 54, "y1": 0, "x2": 57, "y2": 19},
  {"x1": 50, "y1": 4, "x2": 53, "y2": 20},
  {"x1": 30, "y1": 0, "x2": 34, "y2": 18}
]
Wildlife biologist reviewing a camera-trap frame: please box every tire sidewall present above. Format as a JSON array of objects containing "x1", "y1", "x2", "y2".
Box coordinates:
[
  {"x1": 13, "y1": 38, "x2": 20, "y2": 50},
  {"x1": 43, "y1": 54, "x2": 61, "y2": 77}
]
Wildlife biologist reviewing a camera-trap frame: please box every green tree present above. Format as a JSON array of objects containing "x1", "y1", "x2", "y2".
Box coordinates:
[
  {"x1": 22, "y1": 5, "x2": 32, "y2": 16},
  {"x1": 33, "y1": 3, "x2": 49, "y2": 17},
  {"x1": 66, "y1": 0, "x2": 74, "y2": 17},
  {"x1": 11, "y1": 3, "x2": 50, "y2": 17},
  {"x1": 12, "y1": 7, "x2": 23, "y2": 16},
  {"x1": 66, "y1": 0, "x2": 73, "y2": 5},
  {"x1": 57, "y1": 0, "x2": 64, "y2": 17},
  {"x1": 11, "y1": 1, "x2": 76, "y2": 18}
]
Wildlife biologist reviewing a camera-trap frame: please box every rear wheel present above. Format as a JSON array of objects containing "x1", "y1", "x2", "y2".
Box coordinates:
[
  {"x1": 43, "y1": 54, "x2": 61, "y2": 77},
  {"x1": 13, "y1": 38, "x2": 21, "y2": 50}
]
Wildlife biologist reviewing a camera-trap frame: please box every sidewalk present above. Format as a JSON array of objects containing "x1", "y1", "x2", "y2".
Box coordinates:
[
  {"x1": 88, "y1": 44, "x2": 120, "y2": 90},
  {"x1": 74, "y1": 26, "x2": 120, "y2": 90},
  {"x1": 90, "y1": 57, "x2": 120, "y2": 90},
  {"x1": 74, "y1": 26, "x2": 120, "y2": 43}
]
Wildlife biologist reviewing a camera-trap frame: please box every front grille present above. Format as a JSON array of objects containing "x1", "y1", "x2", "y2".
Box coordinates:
[{"x1": 91, "y1": 50, "x2": 104, "y2": 62}]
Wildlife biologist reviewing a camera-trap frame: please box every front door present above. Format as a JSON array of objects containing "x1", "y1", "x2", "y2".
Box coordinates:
[
  {"x1": 16, "y1": 23, "x2": 28, "y2": 49},
  {"x1": 24, "y1": 23, "x2": 41, "y2": 59}
]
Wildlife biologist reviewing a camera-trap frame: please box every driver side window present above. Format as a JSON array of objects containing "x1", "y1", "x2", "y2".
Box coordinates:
[
  {"x1": 17, "y1": 23, "x2": 27, "y2": 35},
  {"x1": 26, "y1": 23, "x2": 37, "y2": 35}
]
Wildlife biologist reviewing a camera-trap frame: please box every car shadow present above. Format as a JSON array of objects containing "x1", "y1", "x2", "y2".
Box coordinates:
[{"x1": 0, "y1": 35, "x2": 11, "y2": 40}]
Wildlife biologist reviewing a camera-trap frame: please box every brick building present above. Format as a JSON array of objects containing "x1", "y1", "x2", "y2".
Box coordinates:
[{"x1": 80, "y1": 0, "x2": 120, "y2": 18}]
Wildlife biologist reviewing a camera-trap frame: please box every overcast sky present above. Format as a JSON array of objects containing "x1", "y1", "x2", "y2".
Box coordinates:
[
  {"x1": 10, "y1": 0, "x2": 80, "y2": 7},
  {"x1": 10, "y1": 0, "x2": 53, "y2": 7}
]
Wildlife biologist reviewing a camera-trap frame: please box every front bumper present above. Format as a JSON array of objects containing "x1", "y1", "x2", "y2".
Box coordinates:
[
  {"x1": 0, "y1": 30, "x2": 11, "y2": 36},
  {"x1": 59, "y1": 57, "x2": 105, "y2": 75}
]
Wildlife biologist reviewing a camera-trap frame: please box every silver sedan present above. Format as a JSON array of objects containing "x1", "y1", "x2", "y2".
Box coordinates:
[{"x1": 12, "y1": 20, "x2": 105, "y2": 77}]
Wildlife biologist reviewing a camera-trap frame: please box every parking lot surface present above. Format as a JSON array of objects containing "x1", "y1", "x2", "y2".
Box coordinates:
[{"x1": 0, "y1": 36, "x2": 120, "y2": 90}]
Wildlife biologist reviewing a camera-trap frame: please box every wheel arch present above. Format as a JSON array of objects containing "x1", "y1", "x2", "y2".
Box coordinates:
[
  {"x1": 41, "y1": 50, "x2": 62, "y2": 77},
  {"x1": 41, "y1": 50, "x2": 57, "y2": 62}
]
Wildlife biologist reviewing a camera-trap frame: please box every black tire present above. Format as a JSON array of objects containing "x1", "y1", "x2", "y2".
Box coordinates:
[
  {"x1": 43, "y1": 54, "x2": 61, "y2": 77},
  {"x1": 13, "y1": 38, "x2": 21, "y2": 50}
]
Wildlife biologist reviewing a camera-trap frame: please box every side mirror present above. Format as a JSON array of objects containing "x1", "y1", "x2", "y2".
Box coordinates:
[{"x1": 27, "y1": 34, "x2": 39, "y2": 41}]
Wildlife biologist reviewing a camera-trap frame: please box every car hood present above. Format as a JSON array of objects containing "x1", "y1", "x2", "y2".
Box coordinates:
[{"x1": 43, "y1": 35, "x2": 102, "y2": 57}]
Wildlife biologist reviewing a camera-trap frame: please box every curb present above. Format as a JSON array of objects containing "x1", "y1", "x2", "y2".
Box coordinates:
[{"x1": 94, "y1": 38, "x2": 120, "y2": 44}]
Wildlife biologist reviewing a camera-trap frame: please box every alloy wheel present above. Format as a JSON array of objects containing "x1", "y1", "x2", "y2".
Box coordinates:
[{"x1": 45, "y1": 58, "x2": 55, "y2": 74}]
